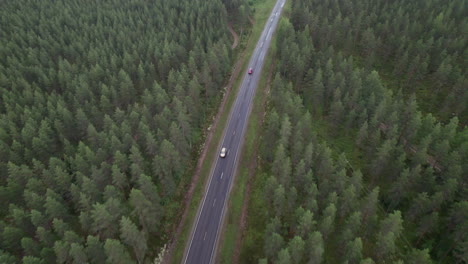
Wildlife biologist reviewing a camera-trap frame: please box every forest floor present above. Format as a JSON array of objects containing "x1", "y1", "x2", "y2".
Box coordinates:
[
  {"x1": 230, "y1": 57, "x2": 275, "y2": 264},
  {"x1": 228, "y1": 23, "x2": 239, "y2": 49}
]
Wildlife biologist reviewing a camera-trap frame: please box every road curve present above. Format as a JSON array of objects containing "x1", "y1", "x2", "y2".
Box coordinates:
[{"x1": 182, "y1": 1, "x2": 286, "y2": 263}]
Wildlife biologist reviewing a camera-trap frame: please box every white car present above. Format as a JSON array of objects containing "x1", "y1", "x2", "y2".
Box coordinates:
[{"x1": 220, "y1": 147, "x2": 227, "y2": 158}]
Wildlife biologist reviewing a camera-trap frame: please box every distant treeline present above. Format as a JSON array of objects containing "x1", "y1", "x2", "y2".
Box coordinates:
[{"x1": 287, "y1": 0, "x2": 467, "y2": 123}]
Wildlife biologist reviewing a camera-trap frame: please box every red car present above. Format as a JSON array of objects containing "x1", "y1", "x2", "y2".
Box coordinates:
[{"x1": 248, "y1": 68, "x2": 253, "y2": 74}]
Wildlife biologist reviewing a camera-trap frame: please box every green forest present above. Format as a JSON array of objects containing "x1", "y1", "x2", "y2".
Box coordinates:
[
  {"x1": 0, "y1": 0, "x2": 249, "y2": 263},
  {"x1": 1, "y1": 0, "x2": 467, "y2": 263},
  {"x1": 242, "y1": 0, "x2": 467, "y2": 263}
]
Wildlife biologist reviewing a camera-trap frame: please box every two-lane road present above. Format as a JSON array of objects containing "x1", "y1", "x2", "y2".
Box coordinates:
[{"x1": 183, "y1": 1, "x2": 286, "y2": 263}]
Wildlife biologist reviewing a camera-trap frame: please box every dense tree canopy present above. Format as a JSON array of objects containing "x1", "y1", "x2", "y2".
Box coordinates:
[
  {"x1": 245, "y1": 0, "x2": 467, "y2": 263},
  {"x1": 285, "y1": 0, "x2": 467, "y2": 123},
  {"x1": 0, "y1": 0, "x2": 248, "y2": 262}
]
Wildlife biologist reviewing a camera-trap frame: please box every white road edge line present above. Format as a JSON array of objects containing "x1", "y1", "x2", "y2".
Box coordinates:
[
  {"x1": 209, "y1": 0, "x2": 286, "y2": 261},
  {"x1": 183, "y1": 155, "x2": 220, "y2": 264},
  {"x1": 185, "y1": 13, "x2": 256, "y2": 258},
  {"x1": 200, "y1": 0, "x2": 286, "y2": 263}
]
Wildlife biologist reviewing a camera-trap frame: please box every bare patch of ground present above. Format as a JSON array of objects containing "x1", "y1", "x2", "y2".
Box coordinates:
[
  {"x1": 231, "y1": 58, "x2": 275, "y2": 264},
  {"x1": 228, "y1": 23, "x2": 239, "y2": 49},
  {"x1": 248, "y1": 16, "x2": 255, "y2": 25}
]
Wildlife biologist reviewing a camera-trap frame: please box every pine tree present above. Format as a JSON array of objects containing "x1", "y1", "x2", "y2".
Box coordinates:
[
  {"x1": 91, "y1": 202, "x2": 118, "y2": 240},
  {"x1": 370, "y1": 138, "x2": 396, "y2": 180},
  {"x1": 319, "y1": 203, "x2": 336, "y2": 240},
  {"x1": 311, "y1": 69, "x2": 324, "y2": 113},
  {"x1": 360, "y1": 187, "x2": 379, "y2": 235},
  {"x1": 85, "y1": 236, "x2": 106, "y2": 264},
  {"x1": 2, "y1": 226, "x2": 25, "y2": 254},
  {"x1": 264, "y1": 232, "x2": 284, "y2": 260},
  {"x1": 137, "y1": 174, "x2": 162, "y2": 209},
  {"x1": 293, "y1": 159, "x2": 307, "y2": 192},
  {"x1": 277, "y1": 248, "x2": 292, "y2": 264},
  {"x1": 44, "y1": 189, "x2": 69, "y2": 221},
  {"x1": 120, "y1": 217, "x2": 147, "y2": 263},
  {"x1": 404, "y1": 248, "x2": 432, "y2": 263},
  {"x1": 307, "y1": 231, "x2": 324, "y2": 264},
  {"x1": 360, "y1": 258, "x2": 375, "y2": 264},
  {"x1": 35, "y1": 227, "x2": 54, "y2": 248},
  {"x1": 329, "y1": 97, "x2": 345, "y2": 128},
  {"x1": 129, "y1": 188, "x2": 160, "y2": 235},
  {"x1": 344, "y1": 237, "x2": 363, "y2": 264},
  {"x1": 415, "y1": 212, "x2": 439, "y2": 245},
  {"x1": 288, "y1": 236, "x2": 305, "y2": 264},
  {"x1": 22, "y1": 256, "x2": 45, "y2": 264},
  {"x1": 103, "y1": 239, "x2": 135, "y2": 264},
  {"x1": 21, "y1": 237, "x2": 40, "y2": 257},
  {"x1": 263, "y1": 110, "x2": 281, "y2": 162},
  {"x1": 53, "y1": 239, "x2": 71, "y2": 264},
  {"x1": 273, "y1": 185, "x2": 286, "y2": 217},
  {"x1": 296, "y1": 209, "x2": 316, "y2": 238},
  {"x1": 69, "y1": 243, "x2": 88, "y2": 264},
  {"x1": 272, "y1": 144, "x2": 292, "y2": 188},
  {"x1": 375, "y1": 211, "x2": 403, "y2": 260},
  {"x1": 112, "y1": 164, "x2": 128, "y2": 192},
  {"x1": 339, "y1": 185, "x2": 358, "y2": 219},
  {"x1": 447, "y1": 201, "x2": 468, "y2": 263},
  {"x1": 264, "y1": 176, "x2": 279, "y2": 211},
  {"x1": 279, "y1": 115, "x2": 292, "y2": 148},
  {"x1": 316, "y1": 145, "x2": 335, "y2": 183}
]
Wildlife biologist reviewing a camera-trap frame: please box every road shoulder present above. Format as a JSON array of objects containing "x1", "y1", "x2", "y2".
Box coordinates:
[
  {"x1": 216, "y1": 37, "x2": 277, "y2": 264},
  {"x1": 162, "y1": 25, "x2": 251, "y2": 264}
]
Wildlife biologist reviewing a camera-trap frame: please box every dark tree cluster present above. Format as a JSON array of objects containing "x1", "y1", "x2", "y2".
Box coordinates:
[
  {"x1": 252, "y1": 3, "x2": 467, "y2": 263},
  {"x1": 222, "y1": 0, "x2": 251, "y2": 25},
  {"x1": 285, "y1": 0, "x2": 467, "y2": 123},
  {"x1": 0, "y1": 0, "x2": 234, "y2": 262},
  {"x1": 256, "y1": 73, "x2": 437, "y2": 263}
]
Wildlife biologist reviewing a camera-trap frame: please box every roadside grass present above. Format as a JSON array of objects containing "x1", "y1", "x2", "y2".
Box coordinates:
[
  {"x1": 218, "y1": 33, "x2": 276, "y2": 264},
  {"x1": 220, "y1": 2, "x2": 294, "y2": 264},
  {"x1": 169, "y1": 0, "x2": 278, "y2": 263},
  {"x1": 238, "y1": 170, "x2": 269, "y2": 263}
]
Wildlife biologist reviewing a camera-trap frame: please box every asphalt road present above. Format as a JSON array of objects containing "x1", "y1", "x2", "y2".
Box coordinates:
[{"x1": 182, "y1": 1, "x2": 286, "y2": 263}]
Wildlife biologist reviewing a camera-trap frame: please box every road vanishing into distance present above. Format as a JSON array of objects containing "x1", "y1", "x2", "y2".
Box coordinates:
[{"x1": 182, "y1": 0, "x2": 286, "y2": 263}]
